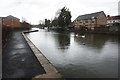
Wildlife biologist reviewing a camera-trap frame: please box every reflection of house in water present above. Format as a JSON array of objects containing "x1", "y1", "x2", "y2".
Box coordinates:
[
  {"x1": 74, "y1": 34, "x2": 117, "y2": 49},
  {"x1": 55, "y1": 33, "x2": 70, "y2": 50}
]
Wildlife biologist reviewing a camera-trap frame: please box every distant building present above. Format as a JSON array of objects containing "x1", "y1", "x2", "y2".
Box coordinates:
[
  {"x1": 107, "y1": 15, "x2": 120, "y2": 26},
  {"x1": 107, "y1": 15, "x2": 120, "y2": 32},
  {"x1": 73, "y1": 11, "x2": 107, "y2": 31},
  {"x1": 0, "y1": 15, "x2": 21, "y2": 28},
  {"x1": 118, "y1": 1, "x2": 120, "y2": 15}
]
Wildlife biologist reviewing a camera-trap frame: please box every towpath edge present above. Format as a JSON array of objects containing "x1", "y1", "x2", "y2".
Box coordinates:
[{"x1": 22, "y1": 31, "x2": 63, "y2": 79}]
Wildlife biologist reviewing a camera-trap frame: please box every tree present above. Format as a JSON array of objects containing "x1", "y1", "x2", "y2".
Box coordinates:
[
  {"x1": 21, "y1": 21, "x2": 31, "y2": 29},
  {"x1": 51, "y1": 18, "x2": 58, "y2": 27},
  {"x1": 58, "y1": 7, "x2": 72, "y2": 29},
  {"x1": 21, "y1": 17, "x2": 31, "y2": 29},
  {"x1": 45, "y1": 19, "x2": 50, "y2": 27}
]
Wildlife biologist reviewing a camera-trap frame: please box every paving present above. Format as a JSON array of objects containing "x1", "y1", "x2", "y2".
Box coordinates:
[{"x1": 2, "y1": 30, "x2": 46, "y2": 78}]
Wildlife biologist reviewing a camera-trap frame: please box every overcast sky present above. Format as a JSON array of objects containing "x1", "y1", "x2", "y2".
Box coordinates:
[{"x1": 0, "y1": 0, "x2": 119, "y2": 24}]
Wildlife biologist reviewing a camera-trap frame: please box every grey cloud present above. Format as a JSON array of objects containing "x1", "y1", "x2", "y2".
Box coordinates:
[{"x1": 0, "y1": 0, "x2": 119, "y2": 24}]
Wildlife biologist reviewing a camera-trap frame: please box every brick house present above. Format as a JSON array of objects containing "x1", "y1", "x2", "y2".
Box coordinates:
[
  {"x1": 0, "y1": 15, "x2": 21, "y2": 28},
  {"x1": 73, "y1": 11, "x2": 107, "y2": 31}
]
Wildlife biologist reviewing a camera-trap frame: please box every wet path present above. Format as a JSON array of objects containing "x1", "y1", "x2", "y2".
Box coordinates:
[{"x1": 2, "y1": 31, "x2": 45, "y2": 78}]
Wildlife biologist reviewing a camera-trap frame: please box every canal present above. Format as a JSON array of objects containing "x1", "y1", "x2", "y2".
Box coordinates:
[{"x1": 26, "y1": 28, "x2": 119, "y2": 78}]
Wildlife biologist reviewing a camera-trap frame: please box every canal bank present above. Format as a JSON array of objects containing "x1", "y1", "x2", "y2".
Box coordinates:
[{"x1": 22, "y1": 30, "x2": 63, "y2": 79}]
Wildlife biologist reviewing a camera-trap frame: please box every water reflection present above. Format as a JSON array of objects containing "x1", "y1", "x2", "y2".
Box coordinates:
[
  {"x1": 54, "y1": 32, "x2": 70, "y2": 50},
  {"x1": 26, "y1": 28, "x2": 118, "y2": 78},
  {"x1": 74, "y1": 33, "x2": 118, "y2": 49}
]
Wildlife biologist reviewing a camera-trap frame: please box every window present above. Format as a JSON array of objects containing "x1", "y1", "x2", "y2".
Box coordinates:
[
  {"x1": 85, "y1": 20, "x2": 88, "y2": 23},
  {"x1": 79, "y1": 21, "x2": 82, "y2": 23}
]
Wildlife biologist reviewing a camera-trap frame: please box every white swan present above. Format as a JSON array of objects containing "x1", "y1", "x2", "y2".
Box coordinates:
[
  {"x1": 76, "y1": 34, "x2": 78, "y2": 37},
  {"x1": 74, "y1": 34, "x2": 85, "y2": 38},
  {"x1": 81, "y1": 35, "x2": 85, "y2": 38}
]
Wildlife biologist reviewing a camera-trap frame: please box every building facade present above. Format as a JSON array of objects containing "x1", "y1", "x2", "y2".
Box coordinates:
[
  {"x1": 107, "y1": 15, "x2": 120, "y2": 32},
  {"x1": 0, "y1": 15, "x2": 21, "y2": 28},
  {"x1": 73, "y1": 11, "x2": 107, "y2": 31},
  {"x1": 107, "y1": 15, "x2": 120, "y2": 26}
]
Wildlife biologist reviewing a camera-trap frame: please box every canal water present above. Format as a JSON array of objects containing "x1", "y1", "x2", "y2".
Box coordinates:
[{"x1": 26, "y1": 28, "x2": 119, "y2": 78}]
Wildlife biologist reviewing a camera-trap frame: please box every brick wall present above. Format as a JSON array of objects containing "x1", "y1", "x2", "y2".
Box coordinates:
[
  {"x1": 3, "y1": 17, "x2": 21, "y2": 28},
  {"x1": 97, "y1": 13, "x2": 107, "y2": 27}
]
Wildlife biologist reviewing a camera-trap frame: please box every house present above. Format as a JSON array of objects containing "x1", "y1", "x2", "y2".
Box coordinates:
[
  {"x1": 107, "y1": 15, "x2": 120, "y2": 32},
  {"x1": 73, "y1": 11, "x2": 107, "y2": 31},
  {"x1": 0, "y1": 15, "x2": 21, "y2": 28},
  {"x1": 107, "y1": 15, "x2": 120, "y2": 26}
]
